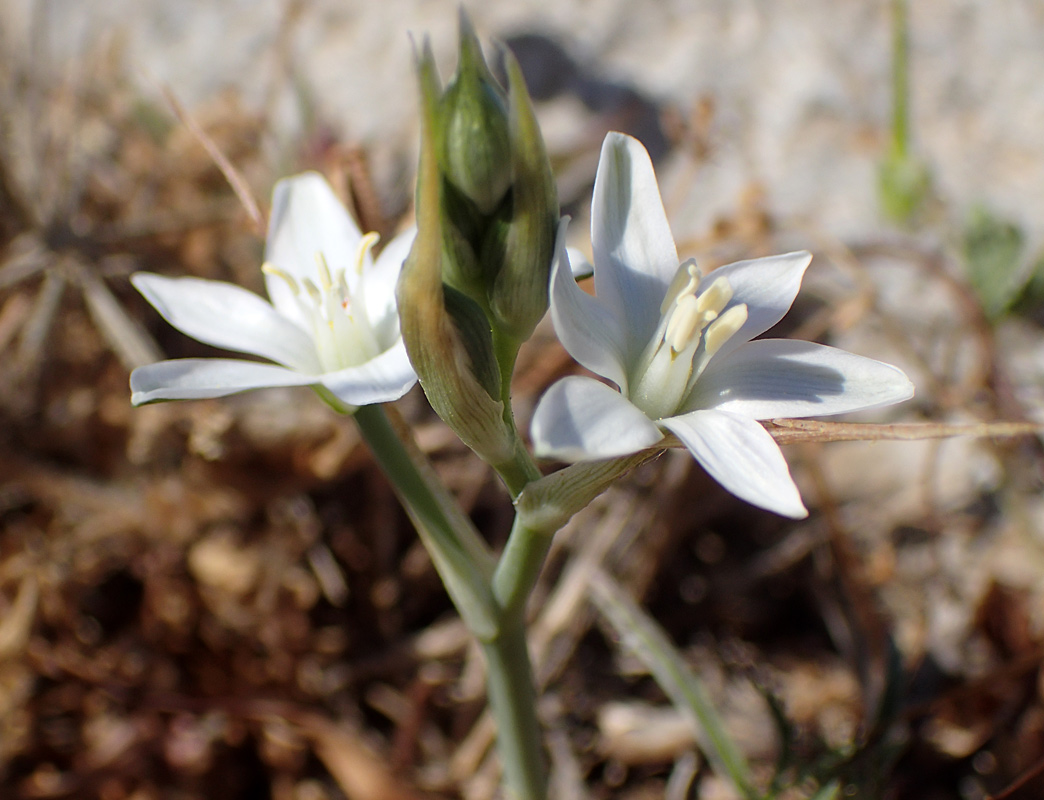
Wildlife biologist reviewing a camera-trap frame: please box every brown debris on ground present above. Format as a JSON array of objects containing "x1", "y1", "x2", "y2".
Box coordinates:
[{"x1": 3, "y1": 30, "x2": 1044, "y2": 800}]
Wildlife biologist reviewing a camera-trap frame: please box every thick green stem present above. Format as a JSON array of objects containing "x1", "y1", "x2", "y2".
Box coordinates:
[
  {"x1": 351, "y1": 402, "x2": 546, "y2": 797},
  {"x1": 493, "y1": 516, "x2": 553, "y2": 621},
  {"x1": 331, "y1": 400, "x2": 547, "y2": 798},
  {"x1": 489, "y1": 328, "x2": 542, "y2": 499},
  {"x1": 352, "y1": 403, "x2": 499, "y2": 639},
  {"x1": 481, "y1": 619, "x2": 547, "y2": 800}
]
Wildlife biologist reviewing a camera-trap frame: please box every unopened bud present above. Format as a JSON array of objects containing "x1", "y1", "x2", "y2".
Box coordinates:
[
  {"x1": 398, "y1": 45, "x2": 517, "y2": 467},
  {"x1": 439, "y1": 12, "x2": 512, "y2": 216},
  {"x1": 489, "y1": 52, "x2": 559, "y2": 340}
]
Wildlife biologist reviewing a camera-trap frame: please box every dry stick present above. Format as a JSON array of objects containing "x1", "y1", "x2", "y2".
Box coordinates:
[
  {"x1": 763, "y1": 418, "x2": 1043, "y2": 445},
  {"x1": 162, "y1": 86, "x2": 265, "y2": 234}
]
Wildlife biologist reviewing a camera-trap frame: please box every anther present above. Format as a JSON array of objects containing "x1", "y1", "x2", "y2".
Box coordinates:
[{"x1": 704, "y1": 304, "x2": 748, "y2": 357}]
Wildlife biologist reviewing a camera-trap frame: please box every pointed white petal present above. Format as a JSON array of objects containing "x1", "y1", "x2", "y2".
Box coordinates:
[
  {"x1": 130, "y1": 358, "x2": 319, "y2": 405},
  {"x1": 689, "y1": 339, "x2": 915, "y2": 419},
  {"x1": 368, "y1": 227, "x2": 417, "y2": 323},
  {"x1": 132, "y1": 273, "x2": 321, "y2": 372},
  {"x1": 265, "y1": 172, "x2": 363, "y2": 321},
  {"x1": 706, "y1": 251, "x2": 812, "y2": 361},
  {"x1": 663, "y1": 409, "x2": 808, "y2": 518},
  {"x1": 566, "y1": 247, "x2": 593, "y2": 279},
  {"x1": 531, "y1": 376, "x2": 664, "y2": 461},
  {"x1": 318, "y1": 340, "x2": 418, "y2": 406},
  {"x1": 548, "y1": 220, "x2": 630, "y2": 389},
  {"x1": 591, "y1": 133, "x2": 680, "y2": 358}
]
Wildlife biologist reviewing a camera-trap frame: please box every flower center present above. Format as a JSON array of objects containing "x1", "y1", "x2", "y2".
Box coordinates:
[
  {"x1": 263, "y1": 232, "x2": 383, "y2": 372},
  {"x1": 630, "y1": 259, "x2": 748, "y2": 419}
]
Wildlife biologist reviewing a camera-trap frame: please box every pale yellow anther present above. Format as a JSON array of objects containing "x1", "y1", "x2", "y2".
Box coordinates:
[
  {"x1": 695, "y1": 276, "x2": 733, "y2": 317},
  {"x1": 356, "y1": 232, "x2": 381, "y2": 275},
  {"x1": 660, "y1": 259, "x2": 701, "y2": 314},
  {"x1": 261, "y1": 262, "x2": 300, "y2": 295},
  {"x1": 665, "y1": 294, "x2": 703, "y2": 353},
  {"x1": 302, "y1": 277, "x2": 322, "y2": 305},
  {"x1": 704, "y1": 303, "x2": 748, "y2": 357}
]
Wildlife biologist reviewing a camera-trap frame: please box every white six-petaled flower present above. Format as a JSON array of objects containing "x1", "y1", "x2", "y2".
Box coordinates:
[
  {"x1": 530, "y1": 133, "x2": 914, "y2": 518},
  {"x1": 130, "y1": 172, "x2": 417, "y2": 409}
]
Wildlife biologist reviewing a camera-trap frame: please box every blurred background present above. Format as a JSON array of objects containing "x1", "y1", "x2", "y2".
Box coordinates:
[{"x1": 3, "y1": 1, "x2": 1044, "y2": 798}]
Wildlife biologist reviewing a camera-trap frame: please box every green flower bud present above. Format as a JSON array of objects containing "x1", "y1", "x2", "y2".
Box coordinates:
[
  {"x1": 439, "y1": 12, "x2": 513, "y2": 216},
  {"x1": 489, "y1": 52, "x2": 559, "y2": 341},
  {"x1": 398, "y1": 42, "x2": 517, "y2": 468}
]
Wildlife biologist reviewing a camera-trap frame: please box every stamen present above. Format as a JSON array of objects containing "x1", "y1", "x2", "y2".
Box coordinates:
[
  {"x1": 704, "y1": 304, "x2": 748, "y2": 357},
  {"x1": 314, "y1": 252, "x2": 334, "y2": 290},
  {"x1": 664, "y1": 294, "x2": 703, "y2": 353},
  {"x1": 695, "y1": 276, "x2": 733, "y2": 317},
  {"x1": 261, "y1": 262, "x2": 300, "y2": 295},
  {"x1": 660, "y1": 259, "x2": 701, "y2": 314},
  {"x1": 302, "y1": 278, "x2": 323, "y2": 305},
  {"x1": 355, "y1": 232, "x2": 381, "y2": 275}
]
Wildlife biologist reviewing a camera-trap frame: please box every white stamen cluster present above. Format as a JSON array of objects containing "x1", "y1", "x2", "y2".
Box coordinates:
[
  {"x1": 630, "y1": 260, "x2": 748, "y2": 420},
  {"x1": 262, "y1": 232, "x2": 383, "y2": 372}
]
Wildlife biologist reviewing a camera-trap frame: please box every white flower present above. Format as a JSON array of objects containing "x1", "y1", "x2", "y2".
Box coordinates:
[
  {"x1": 130, "y1": 172, "x2": 417, "y2": 409},
  {"x1": 531, "y1": 133, "x2": 914, "y2": 518}
]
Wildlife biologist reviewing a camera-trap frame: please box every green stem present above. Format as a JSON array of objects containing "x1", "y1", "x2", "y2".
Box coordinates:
[
  {"x1": 495, "y1": 451, "x2": 659, "y2": 617},
  {"x1": 492, "y1": 515, "x2": 554, "y2": 621},
  {"x1": 330, "y1": 398, "x2": 548, "y2": 798},
  {"x1": 481, "y1": 618, "x2": 547, "y2": 800},
  {"x1": 891, "y1": 0, "x2": 909, "y2": 158},
  {"x1": 352, "y1": 402, "x2": 499, "y2": 639},
  {"x1": 352, "y1": 402, "x2": 546, "y2": 798},
  {"x1": 489, "y1": 328, "x2": 542, "y2": 499}
]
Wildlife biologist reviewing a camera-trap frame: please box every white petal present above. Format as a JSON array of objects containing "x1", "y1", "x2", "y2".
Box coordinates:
[
  {"x1": 706, "y1": 251, "x2": 812, "y2": 361},
  {"x1": 531, "y1": 376, "x2": 664, "y2": 461},
  {"x1": 130, "y1": 358, "x2": 319, "y2": 405},
  {"x1": 591, "y1": 133, "x2": 680, "y2": 359},
  {"x1": 689, "y1": 339, "x2": 915, "y2": 419},
  {"x1": 548, "y1": 220, "x2": 630, "y2": 389},
  {"x1": 318, "y1": 339, "x2": 418, "y2": 406},
  {"x1": 368, "y1": 227, "x2": 416, "y2": 323},
  {"x1": 663, "y1": 409, "x2": 807, "y2": 518},
  {"x1": 132, "y1": 273, "x2": 321, "y2": 372},
  {"x1": 265, "y1": 172, "x2": 363, "y2": 322},
  {"x1": 566, "y1": 247, "x2": 593, "y2": 279}
]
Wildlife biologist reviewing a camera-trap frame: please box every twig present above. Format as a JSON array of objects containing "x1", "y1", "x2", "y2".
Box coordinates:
[
  {"x1": 162, "y1": 86, "x2": 264, "y2": 234},
  {"x1": 764, "y1": 418, "x2": 1042, "y2": 445}
]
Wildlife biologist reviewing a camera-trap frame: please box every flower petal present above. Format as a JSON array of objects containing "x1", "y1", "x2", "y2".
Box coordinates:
[
  {"x1": 265, "y1": 172, "x2": 363, "y2": 322},
  {"x1": 591, "y1": 133, "x2": 680, "y2": 359},
  {"x1": 662, "y1": 409, "x2": 808, "y2": 518},
  {"x1": 548, "y1": 220, "x2": 630, "y2": 389},
  {"x1": 531, "y1": 376, "x2": 664, "y2": 461},
  {"x1": 567, "y1": 246, "x2": 593, "y2": 279},
  {"x1": 368, "y1": 227, "x2": 417, "y2": 324},
  {"x1": 132, "y1": 273, "x2": 321, "y2": 372},
  {"x1": 130, "y1": 358, "x2": 319, "y2": 405},
  {"x1": 689, "y1": 339, "x2": 915, "y2": 419},
  {"x1": 707, "y1": 251, "x2": 812, "y2": 361},
  {"x1": 318, "y1": 339, "x2": 418, "y2": 406}
]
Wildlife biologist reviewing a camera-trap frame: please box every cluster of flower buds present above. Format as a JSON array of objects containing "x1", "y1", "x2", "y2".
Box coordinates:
[{"x1": 398, "y1": 13, "x2": 558, "y2": 483}]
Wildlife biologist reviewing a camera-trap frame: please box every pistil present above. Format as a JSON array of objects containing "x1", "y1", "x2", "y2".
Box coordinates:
[
  {"x1": 630, "y1": 261, "x2": 748, "y2": 420},
  {"x1": 262, "y1": 232, "x2": 384, "y2": 372}
]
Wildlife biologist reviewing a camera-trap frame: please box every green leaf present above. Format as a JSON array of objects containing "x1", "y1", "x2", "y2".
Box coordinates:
[{"x1": 962, "y1": 205, "x2": 1027, "y2": 319}]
